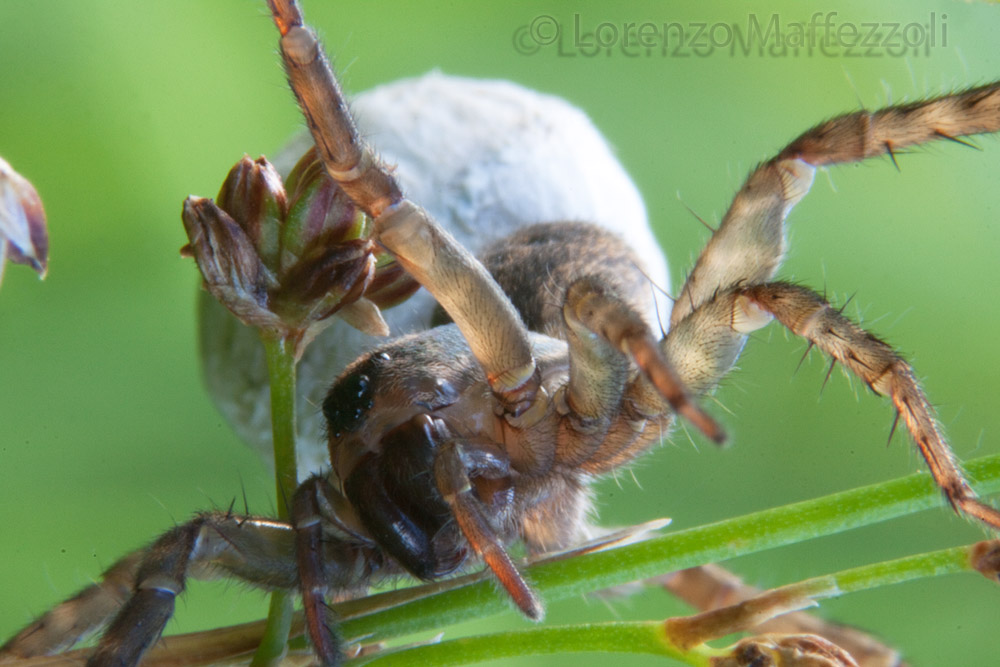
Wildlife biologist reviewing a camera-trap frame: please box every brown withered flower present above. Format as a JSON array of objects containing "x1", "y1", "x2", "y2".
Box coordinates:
[
  {"x1": 0, "y1": 157, "x2": 48, "y2": 287},
  {"x1": 182, "y1": 150, "x2": 416, "y2": 348}
]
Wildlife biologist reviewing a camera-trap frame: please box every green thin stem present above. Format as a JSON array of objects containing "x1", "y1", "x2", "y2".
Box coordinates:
[
  {"x1": 252, "y1": 592, "x2": 295, "y2": 667},
  {"x1": 355, "y1": 542, "x2": 989, "y2": 666},
  {"x1": 336, "y1": 453, "x2": 1000, "y2": 644},
  {"x1": 359, "y1": 622, "x2": 715, "y2": 667},
  {"x1": 250, "y1": 332, "x2": 301, "y2": 667},
  {"x1": 262, "y1": 334, "x2": 300, "y2": 519},
  {"x1": 825, "y1": 542, "x2": 975, "y2": 596},
  {"x1": 79, "y1": 454, "x2": 999, "y2": 667}
]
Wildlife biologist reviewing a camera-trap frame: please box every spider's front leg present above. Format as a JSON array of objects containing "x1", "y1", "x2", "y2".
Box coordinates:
[
  {"x1": 739, "y1": 282, "x2": 1000, "y2": 528},
  {"x1": 266, "y1": 0, "x2": 538, "y2": 416},
  {"x1": 264, "y1": 0, "x2": 720, "y2": 438},
  {"x1": 672, "y1": 83, "x2": 1000, "y2": 324},
  {"x1": 0, "y1": 513, "x2": 301, "y2": 665},
  {"x1": 1, "y1": 501, "x2": 386, "y2": 667},
  {"x1": 667, "y1": 83, "x2": 1000, "y2": 530}
]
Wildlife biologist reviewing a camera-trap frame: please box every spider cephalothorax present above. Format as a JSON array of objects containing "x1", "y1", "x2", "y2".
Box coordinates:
[{"x1": 3, "y1": 2, "x2": 1000, "y2": 666}]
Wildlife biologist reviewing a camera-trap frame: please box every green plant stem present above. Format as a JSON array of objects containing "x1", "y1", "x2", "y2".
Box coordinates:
[
  {"x1": 826, "y1": 541, "x2": 975, "y2": 596},
  {"x1": 262, "y1": 334, "x2": 300, "y2": 519},
  {"x1": 357, "y1": 542, "x2": 987, "y2": 666},
  {"x1": 360, "y1": 622, "x2": 715, "y2": 667},
  {"x1": 338, "y1": 453, "x2": 1000, "y2": 644},
  {"x1": 86, "y1": 454, "x2": 999, "y2": 667},
  {"x1": 252, "y1": 592, "x2": 295, "y2": 667},
  {"x1": 250, "y1": 333, "x2": 300, "y2": 667}
]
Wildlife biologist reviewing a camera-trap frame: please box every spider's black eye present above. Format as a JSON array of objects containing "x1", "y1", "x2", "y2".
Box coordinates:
[{"x1": 324, "y1": 368, "x2": 376, "y2": 439}]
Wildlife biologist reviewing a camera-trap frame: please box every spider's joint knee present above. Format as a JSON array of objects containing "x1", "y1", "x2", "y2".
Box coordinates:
[
  {"x1": 502, "y1": 382, "x2": 550, "y2": 429},
  {"x1": 732, "y1": 294, "x2": 773, "y2": 333},
  {"x1": 775, "y1": 157, "x2": 816, "y2": 211},
  {"x1": 282, "y1": 26, "x2": 319, "y2": 65},
  {"x1": 294, "y1": 513, "x2": 323, "y2": 529},
  {"x1": 136, "y1": 575, "x2": 182, "y2": 597},
  {"x1": 376, "y1": 200, "x2": 434, "y2": 261},
  {"x1": 325, "y1": 150, "x2": 372, "y2": 182}
]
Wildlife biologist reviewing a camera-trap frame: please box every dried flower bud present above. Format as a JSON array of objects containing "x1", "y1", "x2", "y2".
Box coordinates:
[
  {"x1": 281, "y1": 148, "x2": 367, "y2": 267},
  {"x1": 0, "y1": 157, "x2": 48, "y2": 285},
  {"x1": 216, "y1": 155, "x2": 287, "y2": 271},
  {"x1": 283, "y1": 148, "x2": 418, "y2": 311},
  {"x1": 181, "y1": 196, "x2": 281, "y2": 330},
  {"x1": 182, "y1": 152, "x2": 395, "y2": 344}
]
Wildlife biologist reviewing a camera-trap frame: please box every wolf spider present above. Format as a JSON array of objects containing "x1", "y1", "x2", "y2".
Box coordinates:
[{"x1": 3, "y1": 1, "x2": 1000, "y2": 666}]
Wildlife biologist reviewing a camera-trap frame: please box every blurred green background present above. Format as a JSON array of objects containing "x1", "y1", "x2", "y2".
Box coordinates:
[{"x1": 1, "y1": 1, "x2": 999, "y2": 665}]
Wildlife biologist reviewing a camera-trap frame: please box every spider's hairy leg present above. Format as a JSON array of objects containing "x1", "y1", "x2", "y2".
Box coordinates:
[
  {"x1": 292, "y1": 477, "x2": 351, "y2": 667},
  {"x1": 673, "y1": 83, "x2": 1000, "y2": 324},
  {"x1": 661, "y1": 292, "x2": 755, "y2": 399},
  {"x1": 0, "y1": 552, "x2": 141, "y2": 659},
  {"x1": 576, "y1": 290, "x2": 748, "y2": 475},
  {"x1": 0, "y1": 514, "x2": 300, "y2": 665},
  {"x1": 264, "y1": 0, "x2": 538, "y2": 416},
  {"x1": 571, "y1": 291, "x2": 752, "y2": 476},
  {"x1": 778, "y1": 83, "x2": 1000, "y2": 165},
  {"x1": 473, "y1": 222, "x2": 724, "y2": 477},
  {"x1": 561, "y1": 276, "x2": 725, "y2": 446},
  {"x1": 739, "y1": 282, "x2": 1000, "y2": 530},
  {"x1": 660, "y1": 84, "x2": 1000, "y2": 531}
]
